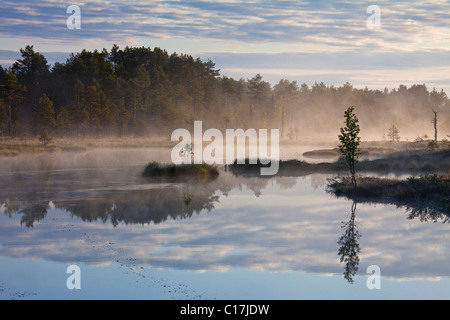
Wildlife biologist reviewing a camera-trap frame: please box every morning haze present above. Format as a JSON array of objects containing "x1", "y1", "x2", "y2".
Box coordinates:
[{"x1": 0, "y1": 0, "x2": 449, "y2": 302}]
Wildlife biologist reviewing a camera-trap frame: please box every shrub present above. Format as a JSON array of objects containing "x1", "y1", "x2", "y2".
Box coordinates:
[
  {"x1": 143, "y1": 162, "x2": 219, "y2": 180},
  {"x1": 38, "y1": 130, "x2": 53, "y2": 145}
]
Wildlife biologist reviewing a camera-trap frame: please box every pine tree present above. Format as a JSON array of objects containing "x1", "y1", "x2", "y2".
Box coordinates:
[
  {"x1": 0, "y1": 99, "x2": 6, "y2": 135},
  {"x1": 274, "y1": 79, "x2": 299, "y2": 137},
  {"x1": 55, "y1": 107, "x2": 73, "y2": 135},
  {"x1": 12, "y1": 45, "x2": 49, "y2": 100},
  {"x1": 68, "y1": 80, "x2": 87, "y2": 135},
  {"x1": 128, "y1": 66, "x2": 151, "y2": 126},
  {"x1": 0, "y1": 68, "x2": 26, "y2": 136},
  {"x1": 117, "y1": 105, "x2": 131, "y2": 136},
  {"x1": 247, "y1": 74, "x2": 271, "y2": 127},
  {"x1": 82, "y1": 85, "x2": 110, "y2": 135},
  {"x1": 33, "y1": 94, "x2": 56, "y2": 135}
]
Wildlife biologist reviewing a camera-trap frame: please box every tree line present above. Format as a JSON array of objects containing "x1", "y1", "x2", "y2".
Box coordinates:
[{"x1": 0, "y1": 45, "x2": 449, "y2": 140}]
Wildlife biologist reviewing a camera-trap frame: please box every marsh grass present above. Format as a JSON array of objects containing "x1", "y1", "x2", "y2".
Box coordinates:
[
  {"x1": 229, "y1": 149, "x2": 450, "y2": 176},
  {"x1": 327, "y1": 175, "x2": 450, "y2": 213},
  {"x1": 0, "y1": 136, "x2": 175, "y2": 156},
  {"x1": 355, "y1": 149, "x2": 450, "y2": 173},
  {"x1": 0, "y1": 147, "x2": 19, "y2": 157},
  {"x1": 143, "y1": 162, "x2": 219, "y2": 180},
  {"x1": 303, "y1": 140, "x2": 450, "y2": 159}
]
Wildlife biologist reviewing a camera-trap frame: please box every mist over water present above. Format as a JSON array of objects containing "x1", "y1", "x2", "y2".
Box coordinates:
[
  {"x1": 0, "y1": 142, "x2": 340, "y2": 174},
  {"x1": 0, "y1": 148, "x2": 171, "y2": 173},
  {"x1": 0, "y1": 0, "x2": 449, "y2": 301}
]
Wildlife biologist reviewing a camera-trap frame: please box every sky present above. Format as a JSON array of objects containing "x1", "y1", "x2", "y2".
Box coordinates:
[{"x1": 0, "y1": 0, "x2": 450, "y2": 92}]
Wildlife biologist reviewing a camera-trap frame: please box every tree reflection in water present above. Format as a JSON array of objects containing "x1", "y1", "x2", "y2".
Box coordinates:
[
  {"x1": 337, "y1": 201, "x2": 361, "y2": 284},
  {"x1": 405, "y1": 205, "x2": 450, "y2": 223},
  {"x1": 54, "y1": 182, "x2": 222, "y2": 227},
  {"x1": 0, "y1": 170, "x2": 299, "y2": 228}
]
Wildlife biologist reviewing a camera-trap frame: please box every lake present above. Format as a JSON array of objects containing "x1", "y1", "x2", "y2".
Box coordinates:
[{"x1": 0, "y1": 148, "x2": 449, "y2": 300}]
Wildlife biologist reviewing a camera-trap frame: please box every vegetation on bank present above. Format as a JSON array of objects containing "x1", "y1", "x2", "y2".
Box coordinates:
[
  {"x1": 323, "y1": 106, "x2": 450, "y2": 216},
  {"x1": 143, "y1": 162, "x2": 219, "y2": 180},
  {"x1": 0, "y1": 136, "x2": 177, "y2": 156},
  {"x1": 327, "y1": 175, "x2": 450, "y2": 214},
  {"x1": 0, "y1": 138, "x2": 67, "y2": 156},
  {"x1": 303, "y1": 140, "x2": 450, "y2": 159},
  {"x1": 228, "y1": 149, "x2": 450, "y2": 175},
  {"x1": 228, "y1": 146, "x2": 449, "y2": 214}
]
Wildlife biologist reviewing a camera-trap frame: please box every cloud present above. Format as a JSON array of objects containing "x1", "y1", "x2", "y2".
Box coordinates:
[
  {"x1": 0, "y1": 0, "x2": 448, "y2": 48},
  {"x1": 0, "y1": 0, "x2": 449, "y2": 91},
  {"x1": 203, "y1": 50, "x2": 450, "y2": 92}
]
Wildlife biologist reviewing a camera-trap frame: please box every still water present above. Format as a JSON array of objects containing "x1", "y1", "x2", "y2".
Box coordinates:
[{"x1": 0, "y1": 148, "x2": 449, "y2": 300}]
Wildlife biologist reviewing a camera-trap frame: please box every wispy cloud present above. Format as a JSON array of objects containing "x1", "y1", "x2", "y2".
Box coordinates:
[
  {"x1": 1, "y1": 0, "x2": 449, "y2": 48},
  {"x1": 0, "y1": 0, "x2": 449, "y2": 91}
]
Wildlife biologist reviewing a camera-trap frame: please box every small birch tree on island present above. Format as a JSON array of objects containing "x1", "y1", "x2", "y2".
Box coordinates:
[{"x1": 338, "y1": 106, "x2": 361, "y2": 188}]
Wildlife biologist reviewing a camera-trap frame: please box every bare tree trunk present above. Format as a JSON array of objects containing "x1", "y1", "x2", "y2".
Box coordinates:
[
  {"x1": 225, "y1": 90, "x2": 228, "y2": 111},
  {"x1": 269, "y1": 94, "x2": 274, "y2": 129},
  {"x1": 249, "y1": 104, "x2": 253, "y2": 127},
  {"x1": 432, "y1": 109, "x2": 438, "y2": 142},
  {"x1": 351, "y1": 166, "x2": 357, "y2": 189},
  {"x1": 7, "y1": 100, "x2": 11, "y2": 136},
  {"x1": 133, "y1": 89, "x2": 137, "y2": 123}
]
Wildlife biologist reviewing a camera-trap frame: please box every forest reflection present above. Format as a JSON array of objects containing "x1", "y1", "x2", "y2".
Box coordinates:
[
  {"x1": 0, "y1": 170, "x2": 303, "y2": 228},
  {"x1": 1, "y1": 168, "x2": 449, "y2": 229}
]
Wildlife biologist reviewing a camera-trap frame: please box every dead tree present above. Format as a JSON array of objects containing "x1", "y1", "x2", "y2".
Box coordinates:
[{"x1": 432, "y1": 109, "x2": 439, "y2": 142}]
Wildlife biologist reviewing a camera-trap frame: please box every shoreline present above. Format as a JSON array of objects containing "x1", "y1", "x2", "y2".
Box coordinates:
[{"x1": 326, "y1": 175, "x2": 450, "y2": 215}]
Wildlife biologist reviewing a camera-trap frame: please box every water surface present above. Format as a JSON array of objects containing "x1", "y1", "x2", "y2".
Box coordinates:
[{"x1": 0, "y1": 148, "x2": 449, "y2": 300}]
